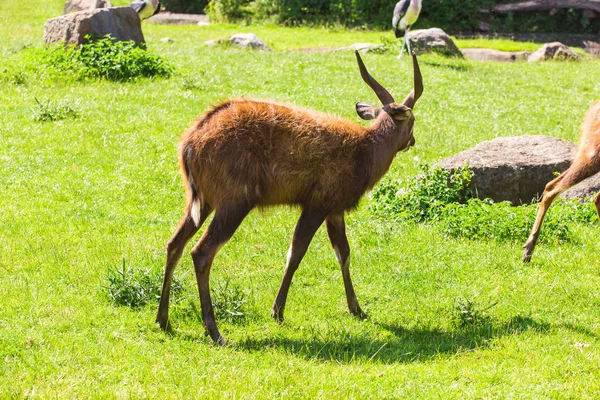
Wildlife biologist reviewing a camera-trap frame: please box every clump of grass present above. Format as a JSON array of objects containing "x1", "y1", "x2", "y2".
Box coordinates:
[
  {"x1": 370, "y1": 164, "x2": 593, "y2": 244},
  {"x1": 453, "y1": 297, "x2": 497, "y2": 329},
  {"x1": 105, "y1": 259, "x2": 184, "y2": 308},
  {"x1": 177, "y1": 278, "x2": 248, "y2": 325},
  {"x1": 33, "y1": 97, "x2": 78, "y2": 122},
  {"x1": 4, "y1": 70, "x2": 27, "y2": 85},
  {"x1": 181, "y1": 75, "x2": 203, "y2": 91},
  {"x1": 212, "y1": 279, "x2": 247, "y2": 323},
  {"x1": 42, "y1": 35, "x2": 173, "y2": 81},
  {"x1": 439, "y1": 198, "x2": 570, "y2": 243}
]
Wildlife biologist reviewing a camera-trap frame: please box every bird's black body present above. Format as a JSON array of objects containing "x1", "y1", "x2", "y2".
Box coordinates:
[
  {"x1": 129, "y1": 0, "x2": 161, "y2": 19},
  {"x1": 393, "y1": 0, "x2": 410, "y2": 38}
]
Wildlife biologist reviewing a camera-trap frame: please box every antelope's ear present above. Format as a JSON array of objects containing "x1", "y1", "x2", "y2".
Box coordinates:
[{"x1": 356, "y1": 102, "x2": 382, "y2": 120}]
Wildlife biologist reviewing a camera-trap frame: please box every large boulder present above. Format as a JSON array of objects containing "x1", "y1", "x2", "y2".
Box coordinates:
[
  {"x1": 528, "y1": 42, "x2": 581, "y2": 62},
  {"x1": 44, "y1": 7, "x2": 145, "y2": 47},
  {"x1": 406, "y1": 28, "x2": 462, "y2": 57},
  {"x1": 228, "y1": 33, "x2": 271, "y2": 51},
  {"x1": 63, "y1": 0, "x2": 112, "y2": 14},
  {"x1": 461, "y1": 48, "x2": 530, "y2": 62},
  {"x1": 436, "y1": 136, "x2": 576, "y2": 205}
]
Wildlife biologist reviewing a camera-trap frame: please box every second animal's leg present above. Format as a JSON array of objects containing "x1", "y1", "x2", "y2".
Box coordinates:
[
  {"x1": 271, "y1": 208, "x2": 327, "y2": 323},
  {"x1": 523, "y1": 165, "x2": 600, "y2": 262},
  {"x1": 191, "y1": 203, "x2": 253, "y2": 345},
  {"x1": 156, "y1": 203, "x2": 213, "y2": 330},
  {"x1": 326, "y1": 214, "x2": 366, "y2": 319},
  {"x1": 593, "y1": 192, "x2": 600, "y2": 219}
]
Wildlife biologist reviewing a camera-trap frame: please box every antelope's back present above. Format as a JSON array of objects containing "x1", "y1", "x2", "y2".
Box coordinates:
[{"x1": 181, "y1": 99, "x2": 371, "y2": 210}]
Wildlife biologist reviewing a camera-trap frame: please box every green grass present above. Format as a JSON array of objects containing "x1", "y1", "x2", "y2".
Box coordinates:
[{"x1": 2, "y1": 1, "x2": 600, "y2": 398}]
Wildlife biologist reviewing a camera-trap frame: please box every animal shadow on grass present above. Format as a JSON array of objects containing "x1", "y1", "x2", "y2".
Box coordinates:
[{"x1": 234, "y1": 315, "x2": 591, "y2": 364}]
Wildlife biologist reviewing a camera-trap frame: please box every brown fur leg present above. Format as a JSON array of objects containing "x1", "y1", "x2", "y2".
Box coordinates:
[
  {"x1": 523, "y1": 165, "x2": 600, "y2": 262},
  {"x1": 594, "y1": 192, "x2": 600, "y2": 220},
  {"x1": 191, "y1": 203, "x2": 253, "y2": 345},
  {"x1": 156, "y1": 204, "x2": 213, "y2": 330},
  {"x1": 271, "y1": 208, "x2": 327, "y2": 323},
  {"x1": 326, "y1": 214, "x2": 366, "y2": 319}
]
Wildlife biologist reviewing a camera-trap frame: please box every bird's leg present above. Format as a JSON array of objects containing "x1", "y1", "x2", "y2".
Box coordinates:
[
  {"x1": 397, "y1": 34, "x2": 407, "y2": 60},
  {"x1": 406, "y1": 30, "x2": 412, "y2": 55}
]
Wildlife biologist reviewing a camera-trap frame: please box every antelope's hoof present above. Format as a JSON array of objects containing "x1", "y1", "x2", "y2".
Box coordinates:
[
  {"x1": 349, "y1": 307, "x2": 368, "y2": 320},
  {"x1": 156, "y1": 316, "x2": 171, "y2": 332},
  {"x1": 271, "y1": 309, "x2": 284, "y2": 324}
]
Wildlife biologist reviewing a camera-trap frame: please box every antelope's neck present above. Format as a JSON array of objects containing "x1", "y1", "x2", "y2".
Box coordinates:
[{"x1": 365, "y1": 116, "x2": 402, "y2": 188}]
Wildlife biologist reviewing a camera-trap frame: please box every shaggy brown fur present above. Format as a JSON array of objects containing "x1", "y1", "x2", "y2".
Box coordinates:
[
  {"x1": 157, "y1": 52, "x2": 423, "y2": 344},
  {"x1": 523, "y1": 101, "x2": 600, "y2": 262},
  {"x1": 180, "y1": 98, "x2": 413, "y2": 217}
]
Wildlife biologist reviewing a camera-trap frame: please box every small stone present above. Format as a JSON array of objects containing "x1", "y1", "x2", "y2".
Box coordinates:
[
  {"x1": 228, "y1": 33, "x2": 271, "y2": 51},
  {"x1": 528, "y1": 42, "x2": 581, "y2": 62},
  {"x1": 160, "y1": 37, "x2": 175, "y2": 43},
  {"x1": 406, "y1": 28, "x2": 462, "y2": 57},
  {"x1": 336, "y1": 43, "x2": 384, "y2": 53}
]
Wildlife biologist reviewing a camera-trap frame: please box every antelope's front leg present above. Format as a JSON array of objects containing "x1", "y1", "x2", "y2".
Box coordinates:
[
  {"x1": 326, "y1": 214, "x2": 366, "y2": 319},
  {"x1": 271, "y1": 208, "x2": 327, "y2": 323}
]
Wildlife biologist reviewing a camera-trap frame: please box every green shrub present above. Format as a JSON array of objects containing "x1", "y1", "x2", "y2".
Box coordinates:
[
  {"x1": 206, "y1": 0, "x2": 599, "y2": 32},
  {"x1": 161, "y1": 0, "x2": 208, "y2": 13},
  {"x1": 371, "y1": 164, "x2": 473, "y2": 223},
  {"x1": 370, "y1": 165, "x2": 597, "y2": 244},
  {"x1": 105, "y1": 259, "x2": 184, "y2": 308},
  {"x1": 42, "y1": 36, "x2": 173, "y2": 81}
]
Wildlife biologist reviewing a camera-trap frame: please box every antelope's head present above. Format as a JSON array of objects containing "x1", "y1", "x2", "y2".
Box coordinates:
[{"x1": 354, "y1": 50, "x2": 423, "y2": 152}]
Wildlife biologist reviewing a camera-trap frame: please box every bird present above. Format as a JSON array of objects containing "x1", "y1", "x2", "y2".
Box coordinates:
[
  {"x1": 392, "y1": 0, "x2": 422, "y2": 59},
  {"x1": 130, "y1": 0, "x2": 161, "y2": 21}
]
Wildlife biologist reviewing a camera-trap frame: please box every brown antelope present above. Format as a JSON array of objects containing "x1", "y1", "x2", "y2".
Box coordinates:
[
  {"x1": 156, "y1": 51, "x2": 423, "y2": 344},
  {"x1": 523, "y1": 101, "x2": 600, "y2": 262}
]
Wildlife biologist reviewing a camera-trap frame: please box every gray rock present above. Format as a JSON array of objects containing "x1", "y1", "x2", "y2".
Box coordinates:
[
  {"x1": 528, "y1": 42, "x2": 581, "y2": 62},
  {"x1": 461, "y1": 48, "x2": 530, "y2": 62},
  {"x1": 44, "y1": 7, "x2": 145, "y2": 47},
  {"x1": 561, "y1": 173, "x2": 600, "y2": 201},
  {"x1": 63, "y1": 0, "x2": 112, "y2": 14},
  {"x1": 436, "y1": 136, "x2": 576, "y2": 205},
  {"x1": 406, "y1": 28, "x2": 462, "y2": 57},
  {"x1": 336, "y1": 43, "x2": 384, "y2": 53},
  {"x1": 584, "y1": 41, "x2": 600, "y2": 57},
  {"x1": 229, "y1": 33, "x2": 271, "y2": 51},
  {"x1": 147, "y1": 12, "x2": 209, "y2": 25}
]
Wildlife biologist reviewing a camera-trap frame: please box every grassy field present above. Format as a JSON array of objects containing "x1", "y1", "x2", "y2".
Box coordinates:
[{"x1": 2, "y1": 0, "x2": 600, "y2": 398}]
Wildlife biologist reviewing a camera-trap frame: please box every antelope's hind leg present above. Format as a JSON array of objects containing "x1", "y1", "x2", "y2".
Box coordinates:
[
  {"x1": 157, "y1": 204, "x2": 213, "y2": 331},
  {"x1": 326, "y1": 214, "x2": 366, "y2": 319},
  {"x1": 191, "y1": 203, "x2": 253, "y2": 345}
]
